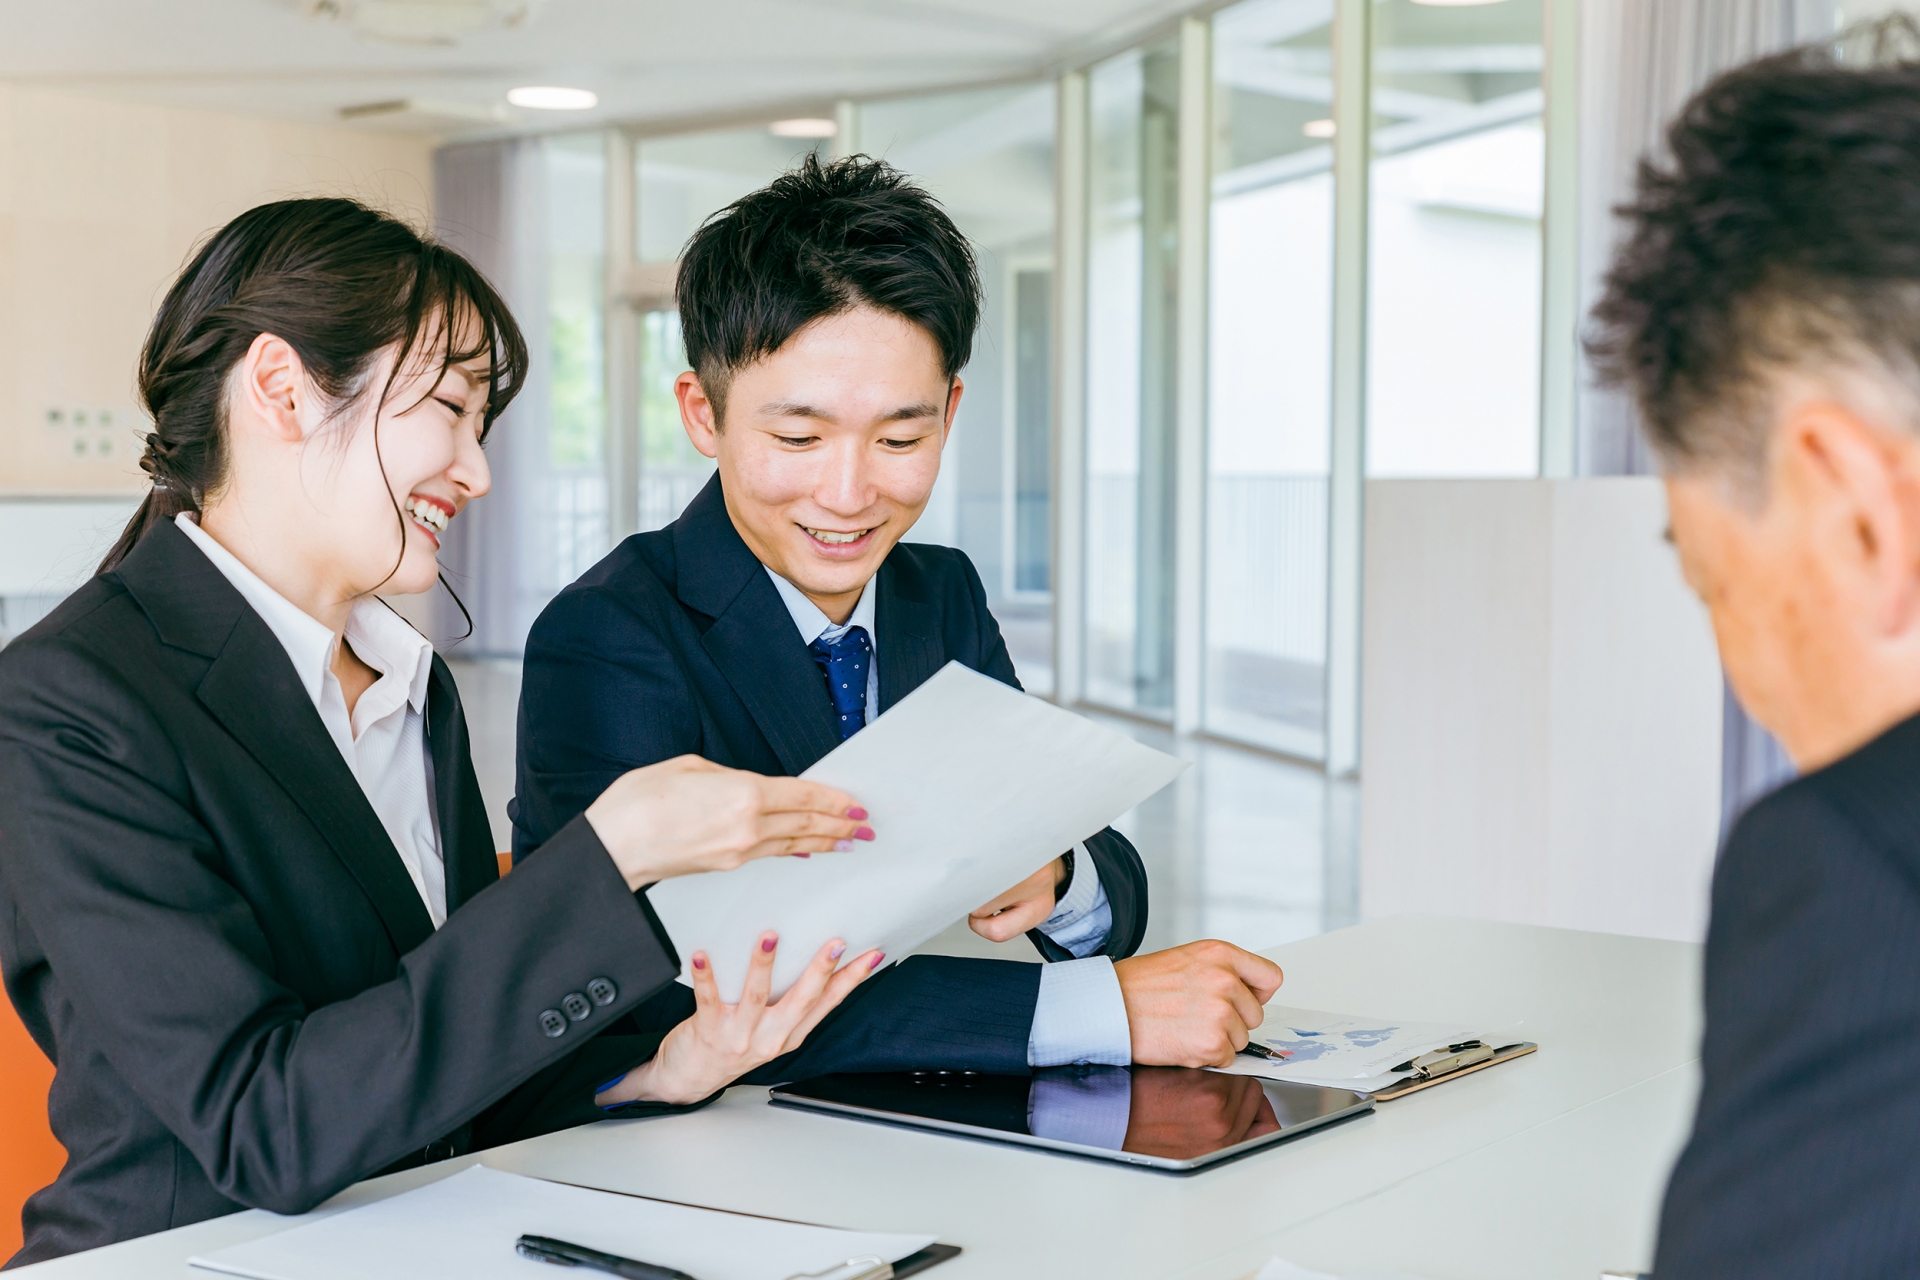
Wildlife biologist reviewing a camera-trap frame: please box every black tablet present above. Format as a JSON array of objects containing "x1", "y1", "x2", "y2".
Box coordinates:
[{"x1": 769, "y1": 1065, "x2": 1372, "y2": 1172}]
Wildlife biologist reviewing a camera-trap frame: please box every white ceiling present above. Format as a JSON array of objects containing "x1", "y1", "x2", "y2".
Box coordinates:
[{"x1": 0, "y1": 0, "x2": 1195, "y2": 137}]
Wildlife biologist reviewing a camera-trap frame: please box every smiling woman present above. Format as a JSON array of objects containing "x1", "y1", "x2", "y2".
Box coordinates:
[
  {"x1": 0, "y1": 197, "x2": 883, "y2": 1266},
  {"x1": 98, "y1": 198, "x2": 528, "y2": 599}
]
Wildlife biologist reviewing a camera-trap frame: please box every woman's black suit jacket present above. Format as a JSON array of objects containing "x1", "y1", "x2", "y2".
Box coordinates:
[{"x1": 0, "y1": 520, "x2": 688, "y2": 1267}]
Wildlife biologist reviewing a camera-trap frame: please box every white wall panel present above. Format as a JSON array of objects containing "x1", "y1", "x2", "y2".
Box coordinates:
[{"x1": 1360, "y1": 477, "x2": 1722, "y2": 941}]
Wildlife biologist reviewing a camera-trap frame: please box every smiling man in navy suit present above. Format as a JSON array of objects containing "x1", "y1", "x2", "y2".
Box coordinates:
[{"x1": 511, "y1": 154, "x2": 1282, "y2": 1082}]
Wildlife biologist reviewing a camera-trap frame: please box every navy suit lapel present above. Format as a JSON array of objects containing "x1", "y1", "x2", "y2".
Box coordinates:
[
  {"x1": 119, "y1": 522, "x2": 438, "y2": 957},
  {"x1": 876, "y1": 558, "x2": 945, "y2": 714},
  {"x1": 671, "y1": 476, "x2": 843, "y2": 775},
  {"x1": 426, "y1": 656, "x2": 500, "y2": 912}
]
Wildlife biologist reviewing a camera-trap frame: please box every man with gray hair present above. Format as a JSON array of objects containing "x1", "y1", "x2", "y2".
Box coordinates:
[{"x1": 1589, "y1": 18, "x2": 1920, "y2": 1276}]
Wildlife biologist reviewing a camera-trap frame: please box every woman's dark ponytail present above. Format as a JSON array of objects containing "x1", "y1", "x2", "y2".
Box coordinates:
[{"x1": 97, "y1": 198, "x2": 527, "y2": 575}]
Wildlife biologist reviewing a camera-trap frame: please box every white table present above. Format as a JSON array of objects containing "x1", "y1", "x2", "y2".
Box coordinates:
[{"x1": 18, "y1": 916, "x2": 1702, "y2": 1280}]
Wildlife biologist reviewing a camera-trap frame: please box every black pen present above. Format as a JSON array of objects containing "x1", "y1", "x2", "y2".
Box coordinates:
[{"x1": 516, "y1": 1233, "x2": 703, "y2": 1280}]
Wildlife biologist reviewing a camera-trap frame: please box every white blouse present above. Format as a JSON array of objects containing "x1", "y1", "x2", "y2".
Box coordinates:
[{"x1": 174, "y1": 514, "x2": 447, "y2": 927}]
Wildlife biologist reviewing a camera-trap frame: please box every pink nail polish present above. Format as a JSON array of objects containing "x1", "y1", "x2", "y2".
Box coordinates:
[
  {"x1": 793, "y1": 851, "x2": 810, "y2": 858},
  {"x1": 868, "y1": 952, "x2": 886, "y2": 970},
  {"x1": 692, "y1": 954, "x2": 707, "y2": 970},
  {"x1": 854, "y1": 826, "x2": 875, "y2": 841},
  {"x1": 834, "y1": 839, "x2": 854, "y2": 852},
  {"x1": 761, "y1": 934, "x2": 778, "y2": 953},
  {"x1": 829, "y1": 943, "x2": 846, "y2": 961},
  {"x1": 847, "y1": 807, "x2": 869, "y2": 821}
]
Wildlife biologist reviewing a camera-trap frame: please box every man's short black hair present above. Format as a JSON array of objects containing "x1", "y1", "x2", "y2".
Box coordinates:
[
  {"x1": 676, "y1": 152, "x2": 981, "y2": 421},
  {"x1": 1588, "y1": 17, "x2": 1920, "y2": 489}
]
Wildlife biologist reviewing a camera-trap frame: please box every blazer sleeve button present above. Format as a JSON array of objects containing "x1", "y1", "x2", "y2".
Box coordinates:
[
  {"x1": 587, "y1": 977, "x2": 618, "y2": 1006},
  {"x1": 561, "y1": 992, "x2": 592, "y2": 1022},
  {"x1": 538, "y1": 1008, "x2": 568, "y2": 1038}
]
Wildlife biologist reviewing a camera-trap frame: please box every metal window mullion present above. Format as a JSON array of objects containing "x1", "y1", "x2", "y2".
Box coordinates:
[
  {"x1": 1052, "y1": 71, "x2": 1090, "y2": 706},
  {"x1": 1172, "y1": 15, "x2": 1212, "y2": 737},
  {"x1": 1538, "y1": 0, "x2": 1580, "y2": 479},
  {"x1": 604, "y1": 128, "x2": 640, "y2": 545},
  {"x1": 1325, "y1": 0, "x2": 1372, "y2": 777}
]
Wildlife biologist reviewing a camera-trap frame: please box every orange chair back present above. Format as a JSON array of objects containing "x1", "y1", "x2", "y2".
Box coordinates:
[
  {"x1": 0, "y1": 856, "x2": 519, "y2": 1257},
  {"x1": 0, "y1": 995, "x2": 62, "y2": 1260}
]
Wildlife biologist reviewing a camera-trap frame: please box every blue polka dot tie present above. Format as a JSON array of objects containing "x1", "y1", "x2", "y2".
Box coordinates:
[{"x1": 808, "y1": 627, "x2": 872, "y2": 741}]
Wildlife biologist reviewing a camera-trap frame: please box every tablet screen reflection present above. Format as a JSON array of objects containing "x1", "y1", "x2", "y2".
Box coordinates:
[{"x1": 849, "y1": 1065, "x2": 1344, "y2": 1161}]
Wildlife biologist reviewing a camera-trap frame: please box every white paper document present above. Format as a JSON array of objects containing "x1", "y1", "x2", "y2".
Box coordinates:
[
  {"x1": 647, "y1": 661, "x2": 1187, "y2": 1001},
  {"x1": 189, "y1": 1166, "x2": 936, "y2": 1280},
  {"x1": 1210, "y1": 1006, "x2": 1483, "y2": 1090}
]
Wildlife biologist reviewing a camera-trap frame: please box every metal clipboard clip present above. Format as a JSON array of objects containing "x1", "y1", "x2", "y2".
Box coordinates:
[
  {"x1": 783, "y1": 1256, "x2": 893, "y2": 1280},
  {"x1": 1392, "y1": 1040, "x2": 1498, "y2": 1081},
  {"x1": 1368, "y1": 1039, "x2": 1538, "y2": 1100}
]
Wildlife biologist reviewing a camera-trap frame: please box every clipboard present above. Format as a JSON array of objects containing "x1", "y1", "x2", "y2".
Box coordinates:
[
  {"x1": 1366, "y1": 1041, "x2": 1537, "y2": 1101},
  {"x1": 787, "y1": 1244, "x2": 961, "y2": 1279}
]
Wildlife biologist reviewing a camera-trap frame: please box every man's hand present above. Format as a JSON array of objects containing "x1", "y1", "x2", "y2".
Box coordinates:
[
  {"x1": 1113, "y1": 940, "x2": 1285, "y2": 1067},
  {"x1": 968, "y1": 856, "x2": 1069, "y2": 942},
  {"x1": 1124, "y1": 1069, "x2": 1281, "y2": 1157}
]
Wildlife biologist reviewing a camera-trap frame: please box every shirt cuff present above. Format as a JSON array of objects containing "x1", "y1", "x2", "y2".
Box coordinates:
[
  {"x1": 1027, "y1": 1067, "x2": 1133, "y2": 1149},
  {"x1": 1027, "y1": 956, "x2": 1132, "y2": 1067},
  {"x1": 1035, "y1": 842, "x2": 1113, "y2": 958}
]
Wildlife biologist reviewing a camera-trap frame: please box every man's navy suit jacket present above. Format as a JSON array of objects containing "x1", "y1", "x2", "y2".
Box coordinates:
[
  {"x1": 1653, "y1": 712, "x2": 1920, "y2": 1277},
  {"x1": 510, "y1": 475, "x2": 1150, "y2": 1078}
]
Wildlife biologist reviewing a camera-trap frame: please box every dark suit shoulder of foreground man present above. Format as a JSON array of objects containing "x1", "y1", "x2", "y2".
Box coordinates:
[{"x1": 1656, "y1": 715, "x2": 1920, "y2": 1275}]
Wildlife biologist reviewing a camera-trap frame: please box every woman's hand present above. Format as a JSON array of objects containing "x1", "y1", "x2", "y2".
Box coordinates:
[
  {"x1": 596, "y1": 933, "x2": 885, "y2": 1107},
  {"x1": 584, "y1": 755, "x2": 874, "y2": 890}
]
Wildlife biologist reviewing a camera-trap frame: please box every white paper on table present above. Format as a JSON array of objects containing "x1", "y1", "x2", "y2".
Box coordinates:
[
  {"x1": 189, "y1": 1166, "x2": 935, "y2": 1280},
  {"x1": 1208, "y1": 1006, "x2": 1483, "y2": 1089},
  {"x1": 646, "y1": 661, "x2": 1187, "y2": 1002}
]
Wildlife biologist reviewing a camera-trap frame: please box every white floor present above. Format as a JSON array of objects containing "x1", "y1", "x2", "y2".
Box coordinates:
[{"x1": 444, "y1": 657, "x2": 1359, "y2": 960}]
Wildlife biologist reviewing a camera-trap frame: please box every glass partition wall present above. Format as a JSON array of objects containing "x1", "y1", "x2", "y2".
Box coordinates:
[
  {"x1": 1084, "y1": 42, "x2": 1182, "y2": 720},
  {"x1": 1366, "y1": 0, "x2": 1544, "y2": 477},
  {"x1": 539, "y1": 0, "x2": 1554, "y2": 762},
  {"x1": 1065, "y1": 0, "x2": 1548, "y2": 761},
  {"x1": 533, "y1": 134, "x2": 606, "y2": 606},
  {"x1": 859, "y1": 85, "x2": 1060, "y2": 691},
  {"x1": 1204, "y1": 0, "x2": 1337, "y2": 759},
  {"x1": 629, "y1": 127, "x2": 828, "y2": 531}
]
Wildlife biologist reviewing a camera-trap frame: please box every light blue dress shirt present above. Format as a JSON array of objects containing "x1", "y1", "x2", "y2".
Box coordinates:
[
  {"x1": 766, "y1": 568, "x2": 1133, "y2": 1067},
  {"x1": 1027, "y1": 1066, "x2": 1133, "y2": 1148}
]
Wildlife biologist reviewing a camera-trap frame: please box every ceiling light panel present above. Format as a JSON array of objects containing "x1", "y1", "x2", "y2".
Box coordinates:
[
  {"x1": 769, "y1": 118, "x2": 838, "y2": 138},
  {"x1": 507, "y1": 85, "x2": 599, "y2": 110}
]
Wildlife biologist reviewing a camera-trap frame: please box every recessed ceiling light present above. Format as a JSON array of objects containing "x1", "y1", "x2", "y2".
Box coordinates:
[
  {"x1": 1303, "y1": 118, "x2": 1336, "y2": 138},
  {"x1": 507, "y1": 86, "x2": 598, "y2": 110},
  {"x1": 770, "y1": 118, "x2": 838, "y2": 139}
]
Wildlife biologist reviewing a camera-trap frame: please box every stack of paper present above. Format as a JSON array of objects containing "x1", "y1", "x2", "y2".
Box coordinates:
[
  {"x1": 648, "y1": 662, "x2": 1188, "y2": 1001},
  {"x1": 189, "y1": 1166, "x2": 937, "y2": 1280},
  {"x1": 1212, "y1": 1007, "x2": 1491, "y2": 1093}
]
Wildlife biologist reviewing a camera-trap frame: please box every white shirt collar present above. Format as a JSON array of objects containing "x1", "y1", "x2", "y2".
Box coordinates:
[
  {"x1": 765, "y1": 568, "x2": 877, "y2": 649},
  {"x1": 175, "y1": 514, "x2": 433, "y2": 716}
]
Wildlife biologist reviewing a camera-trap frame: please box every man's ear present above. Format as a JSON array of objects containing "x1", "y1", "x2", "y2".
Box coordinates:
[
  {"x1": 1780, "y1": 399, "x2": 1918, "y2": 634},
  {"x1": 677, "y1": 371, "x2": 720, "y2": 459},
  {"x1": 237, "y1": 333, "x2": 308, "y2": 443},
  {"x1": 941, "y1": 376, "x2": 964, "y2": 448}
]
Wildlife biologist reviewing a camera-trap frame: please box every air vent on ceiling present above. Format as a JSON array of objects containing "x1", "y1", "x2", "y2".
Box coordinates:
[
  {"x1": 339, "y1": 97, "x2": 510, "y2": 126},
  {"x1": 305, "y1": 0, "x2": 532, "y2": 46}
]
